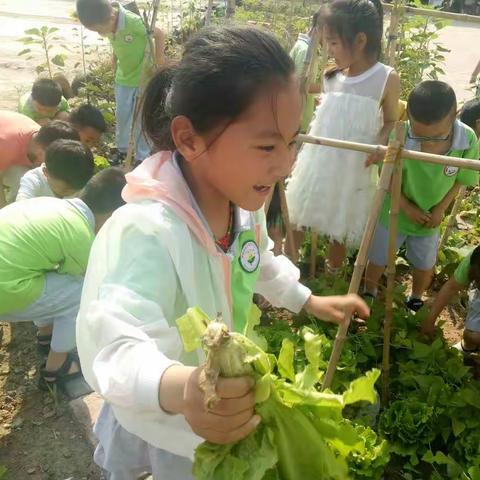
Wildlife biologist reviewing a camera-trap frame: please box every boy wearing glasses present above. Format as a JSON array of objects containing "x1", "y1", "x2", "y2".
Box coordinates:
[{"x1": 364, "y1": 80, "x2": 479, "y2": 311}]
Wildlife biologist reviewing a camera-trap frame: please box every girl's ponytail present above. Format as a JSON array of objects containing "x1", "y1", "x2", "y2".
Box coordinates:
[{"x1": 142, "y1": 64, "x2": 178, "y2": 152}]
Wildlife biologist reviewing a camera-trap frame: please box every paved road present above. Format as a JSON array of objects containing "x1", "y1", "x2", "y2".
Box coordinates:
[
  {"x1": 0, "y1": 0, "x2": 478, "y2": 110},
  {"x1": 0, "y1": 0, "x2": 106, "y2": 110}
]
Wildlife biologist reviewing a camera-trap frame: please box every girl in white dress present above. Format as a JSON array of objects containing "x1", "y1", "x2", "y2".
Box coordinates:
[{"x1": 286, "y1": 0, "x2": 400, "y2": 272}]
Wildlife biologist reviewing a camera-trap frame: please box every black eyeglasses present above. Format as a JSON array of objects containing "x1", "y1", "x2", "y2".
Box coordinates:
[{"x1": 407, "y1": 128, "x2": 453, "y2": 143}]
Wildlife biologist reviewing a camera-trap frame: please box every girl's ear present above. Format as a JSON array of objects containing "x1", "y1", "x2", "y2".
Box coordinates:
[
  {"x1": 355, "y1": 32, "x2": 367, "y2": 53},
  {"x1": 171, "y1": 115, "x2": 207, "y2": 162}
]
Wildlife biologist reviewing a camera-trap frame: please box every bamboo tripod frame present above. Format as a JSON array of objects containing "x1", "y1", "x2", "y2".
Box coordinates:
[
  {"x1": 124, "y1": 0, "x2": 161, "y2": 171},
  {"x1": 313, "y1": 124, "x2": 480, "y2": 390},
  {"x1": 321, "y1": 123, "x2": 403, "y2": 390}
]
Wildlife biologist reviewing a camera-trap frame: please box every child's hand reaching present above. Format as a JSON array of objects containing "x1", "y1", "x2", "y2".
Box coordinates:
[
  {"x1": 304, "y1": 294, "x2": 370, "y2": 325},
  {"x1": 181, "y1": 367, "x2": 259, "y2": 444}
]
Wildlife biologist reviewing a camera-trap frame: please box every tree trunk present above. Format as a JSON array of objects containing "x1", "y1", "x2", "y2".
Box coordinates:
[{"x1": 226, "y1": 0, "x2": 236, "y2": 18}]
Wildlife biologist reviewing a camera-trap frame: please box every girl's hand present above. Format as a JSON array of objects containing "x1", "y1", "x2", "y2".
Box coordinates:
[
  {"x1": 365, "y1": 149, "x2": 384, "y2": 167},
  {"x1": 304, "y1": 294, "x2": 370, "y2": 325},
  {"x1": 183, "y1": 367, "x2": 260, "y2": 445}
]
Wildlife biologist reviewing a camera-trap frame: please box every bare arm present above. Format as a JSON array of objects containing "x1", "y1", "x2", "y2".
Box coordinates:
[
  {"x1": 421, "y1": 278, "x2": 464, "y2": 336},
  {"x1": 378, "y1": 71, "x2": 401, "y2": 145},
  {"x1": 365, "y1": 71, "x2": 401, "y2": 166}
]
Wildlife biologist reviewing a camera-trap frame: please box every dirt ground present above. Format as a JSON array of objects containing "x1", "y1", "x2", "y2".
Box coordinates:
[{"x1": 0, "y1": 322, "x2": 101, "y2": 480}]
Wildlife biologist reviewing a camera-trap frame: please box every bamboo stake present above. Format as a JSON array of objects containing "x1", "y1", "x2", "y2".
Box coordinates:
[
  {"x1": 308, "y1": 48, "x2": 329, "y2": 278},
  {"x1": 382, "y1": 123, "x2": 406, "y2": 405},
  {"x1": 439, "y1": 185, "x2": 467, "y2": 250},
  {"x1": 321, "y1": 123, "x2": 404, "y2": 390},
  {"x1": 382, "y1": 1, "x2": 480, "y2": 24},
  {"x1": 309, "y1": 233, "x2": 318, "y2": 277},
  {"x1": 386, "y1": 0, "x2": 402, "y2": 68},
  {"x1": 124, "y1": 0, "x2": 161, "y2": 171},
  {"x1": 278, "y1": 180, "x2": 298, "y2": 263},
  {"x1": 298, "y1": 133, "x2": 480, "y2": 171}
]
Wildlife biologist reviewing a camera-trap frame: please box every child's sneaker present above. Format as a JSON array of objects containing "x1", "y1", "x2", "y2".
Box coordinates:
[{"x1": 405, "y1": 297, "x2": 424, "y2": 312}]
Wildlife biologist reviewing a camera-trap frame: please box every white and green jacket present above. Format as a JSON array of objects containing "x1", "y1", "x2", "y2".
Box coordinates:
[{"x1": 76, "y1": 151, "x2": 311, "y2": 459}]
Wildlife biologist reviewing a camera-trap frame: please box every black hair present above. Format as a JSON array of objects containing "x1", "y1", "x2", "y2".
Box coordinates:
[
  {"x1": 45, "y1": 139, "x2": 95, "y2": 190},
  {"x1": 142, "y1": 26, "x2": 295, "y2": 151},
  {"x1": 35, "y1": 120, "x2": 80, "y2": 147},
  {"x1": 407, "y1": 80, "x2": 457, "y2": 125},
  {"x1": 31, "y1": 78, "x2": 63, "y2": 107},
  {"x1": 80, "y1": 167, "x2": 126, "y2": 214},
  {"x1": 76, "y1": 0, "x2": 112, "y2": 26},
  {"x1": 70, "y1": 104, "x2": 107, "y2": 133},
  {"x1": 321, "y1": 0, "x2": 383, "y2": 64},
  {"x1": 460, "y1": 98, "x2": 480, "y2": 132},
  {"x1": 469, "y1": 246, "x2": 480, "y2": 287}
]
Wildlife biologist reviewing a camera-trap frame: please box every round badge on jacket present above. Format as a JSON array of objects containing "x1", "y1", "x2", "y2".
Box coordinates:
[
  {"x1": 239, "y1": 240, "x2": 260, "y2": 273},
  {"x1": 444, "y1": 165, "x2": 459, "y2": 177},
  {"x1": 124, "y1": 34, "x2": 134, "y2": 43}
]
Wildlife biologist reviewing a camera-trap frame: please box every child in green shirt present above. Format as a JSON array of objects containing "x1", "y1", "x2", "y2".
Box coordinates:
[
  {"x1": 76, "y1": 0, "x2": 166, "y2": 163},
  {"x1": 421, "y1": 246, "x2": 480, "y2": 352},
  {"x1": 0, "y1": 168, "x2": 126, "y2": 391},
  {"x1": 18, "y1": 78, "x2": 70, "y2": 126},
  {"x1": 365, "y1": 81, "x2": 479, "y2": 311}
]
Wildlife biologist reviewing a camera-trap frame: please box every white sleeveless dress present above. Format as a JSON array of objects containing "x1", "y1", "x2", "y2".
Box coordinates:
[{"x1": 286, "y1": 62, "x2": 393, "y2": 247}]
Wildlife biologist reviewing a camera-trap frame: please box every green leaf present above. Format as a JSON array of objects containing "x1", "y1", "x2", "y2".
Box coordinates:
[
  {"x1": 17, "y1": 48, "x2": 31, "y2": 56},
  {"x1": 19, "y1": 36, "x2": 36, "y2": 44},
  {"x1": 175, "y1": 307, "x2": 210, "y2": 352},
  {"x1": 243, "y1": 304, "x2": 267, "y2": 351},
  {"x1": 452, "y1": 417, "x2": 465, "y2": 437},
  {"x1": 278, "y1": 339, "x2": 295, "y2": 383},
  {"x1": 48, "y1": 27, "x2": 60, "y2": 34},
  {"x1": 51, "y1": 54, "x2": 66, "y2": 67},
  {"x1": 35, "y1": 65, "x2": 46, "y2": 74},
  {"x1": 24, "y1": 27, "x2": 41, "y2": 36},
  {"x1": 343, "y1": 369, "x2": 380, "y2": 406}
]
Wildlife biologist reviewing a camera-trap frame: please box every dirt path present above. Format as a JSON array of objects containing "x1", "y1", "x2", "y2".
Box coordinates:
[{"x1": 0, "y1": 322, "x2": 101, "y2": 479}]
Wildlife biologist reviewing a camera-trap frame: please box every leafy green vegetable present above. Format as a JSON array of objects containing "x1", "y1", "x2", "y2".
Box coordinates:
[{"x1": 176, "y1": 308, "x2": 381, "y2": 480}]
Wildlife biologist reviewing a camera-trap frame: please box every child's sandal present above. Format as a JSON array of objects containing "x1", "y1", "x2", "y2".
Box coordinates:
[
  {"x1": 38, "y1": 352, "x2": 82, "y2": 392},
  {"x1": 36, "y1": 333, "x2": 52, "y2": 356}
]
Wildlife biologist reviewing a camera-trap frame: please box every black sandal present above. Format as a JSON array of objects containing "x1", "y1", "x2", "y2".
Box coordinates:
[
  {"x1": 38, "y1": 352, "x2": 82, "y2": 392},
  {"x1": 36, "y1": 333, "x2": 52, "y2": 355}
]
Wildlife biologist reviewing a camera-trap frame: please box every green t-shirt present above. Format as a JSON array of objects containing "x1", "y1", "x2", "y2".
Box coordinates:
[
  {"x1": 18, "y1": 93, "x2": 69, "y2": 122},
  {"x1": 454, "y1": 250, "x2": 473, "y2": 286},
  {"x1": 108, "y1": 3, "x2": 148, "y2": 87},
  {"x1": 0, "y1": 198, "x2": 95, "y2": 314},
  {"x1": 380, "y1": 120, "x2": 479, "y2": 236},
  {"x1": 290, "y1": 33, "x2": 318, "y2": 134}
]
